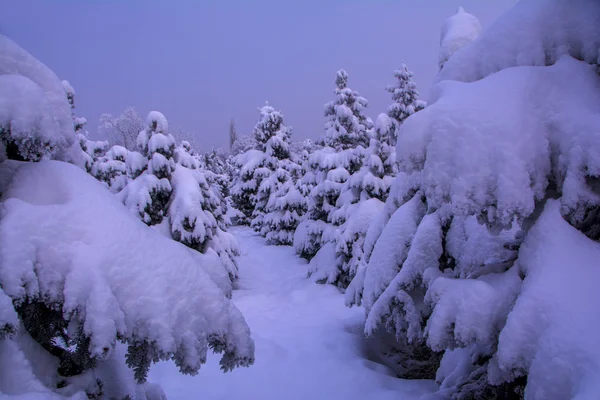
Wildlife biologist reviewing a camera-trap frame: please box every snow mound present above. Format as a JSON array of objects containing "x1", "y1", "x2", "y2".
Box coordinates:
[
  {"x1": 0, "y1": 161, "x2": 254, "y2": 379},
  {"x1": 438, "y1": 6, "x2": 481, "y2": 69},
  {"x1": 438, "y1": 0, "x2": 600, "y2": 83}
]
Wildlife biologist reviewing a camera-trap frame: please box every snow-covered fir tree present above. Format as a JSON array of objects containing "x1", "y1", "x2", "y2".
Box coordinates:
[
  {"x1": 249, "y1": 105, "x2": 293, "y2": 236},
  {"x1": 343, "y1": 68, "x2": 427, "y2": 305},
  {"x1": 201, "y1": 147, "x2": 231, "y2": 198},
  {"x1": 261, "y1": 158, "x2": 305, "y2": 245},
  {"x1": 323, "y1": 69, "x2": 372, "y2": 150},
  {"x1": 347, "y1": 2, "x2": 600, "y2": 398},
  {"x1": 110, "y1": 112, "x2": 240, "y2": 281},
  {"x1": 169, "y1": 141, "x2": 240, "y2": 280},
  {"x1": 231, "y1": 134, "x2": 257, "y2": 156},
  {"x1": 62, "y1": 80, "x2": 109, "y2": 172},
  {"x1": 120, "y1": 111, "x2": 175, "y2": 225},
  {"x1": 294, "y1": 69, "x2": 374, "y2": 287},
  {"x1": 323, "y1": 114, "x2": 399, "y2": 288},
  {"x1": 230, "y1": 105, "x2": 293, "y2": 229},
  {"x1": 438, "y1": 6, "x2": 482, "y2": 70},
  {"x1": 91, "y1": 145, "x2": 132, "y2": 193},
  {"x1": 0, "y1": 35, "x2": 254, "y2": 400},
  {"x1": 386, "y1": 63, "x2": 426, "y2": 133}
]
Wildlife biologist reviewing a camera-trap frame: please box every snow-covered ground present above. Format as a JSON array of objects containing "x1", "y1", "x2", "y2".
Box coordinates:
[{"x1": 149, "y1": 226, "x2": 435, "y2": 399}]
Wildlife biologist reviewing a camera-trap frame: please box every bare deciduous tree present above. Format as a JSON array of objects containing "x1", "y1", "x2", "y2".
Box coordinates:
[{"x1": 98, "y1": 107, "x2": 144, "y2": 150}]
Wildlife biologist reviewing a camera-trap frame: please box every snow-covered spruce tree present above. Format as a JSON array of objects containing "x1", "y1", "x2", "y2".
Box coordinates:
[
  {"x1": 350, "y1": 1, "x2": 600, "y2": 398},
  {"x1": 0, "y1": 35, "x2": 254, "y2": 399},
  {"x1": 91, "y1": 145, "x2": 134, "y2": 193},
  {"x1": 170, "y1": 140, "x2": 240, "y2": 281},
  {"x1": 231, "y1": 134, "x2": 257, "y2": 156},
  {"x1": 230, "y1": 151, "x2": 260, "y2": 226},
  {"x1": 295, "y1": 70, "x2": 374, "y2": 287},
  {"x1": 438, "y1": 6, "x2": 482, "y2": 70},
  {"x1": 345, "y1": 67, "x2": 427, "y2": 306},
  {"x1": 120, "y1": 111, "x2": 175, "y2": 226},
  {"x1": 61, "y1": 80, "x2": 87, "y2": 135},
  {"x1": 249, "y1": 105, "x2": 293, "y2": 237},
  {"x1": 386, "y1": 63, "x2": 426, "y2": 133},
  {"x1": 62, "y1": 80, "x2": 109, "y2": 172},
  {"x1": 262, "y1": 158, "x2": 305, "y2": 245},
  {"x1": 230, "y1": 105, "x2": 292, "y2": 228},
  {"x1": 201, "y1": 147, "x2": 230, "y2": 198},
  {"x1": 323, "y1": 69, "x2": 372, "y2": 151},
  {"x1": 327, "y1": 114, "x2": 399, "y2": 288}
]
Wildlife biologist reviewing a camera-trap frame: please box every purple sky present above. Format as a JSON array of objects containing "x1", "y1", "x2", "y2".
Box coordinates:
[{"x1": 1, "y1": 0, "x2": 515, "y2": 151}]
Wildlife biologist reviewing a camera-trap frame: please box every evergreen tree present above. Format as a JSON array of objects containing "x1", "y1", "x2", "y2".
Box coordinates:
[
  {"x1": 91, "y1": 145, "x2": 131, "y2": 193},
  {"x1": 62, "y1": 80, "x2": 108, "y2": 172},
  {"x1": 249, "y1": 105, "x2": 293, "y2": 235},
  {"x1": 386, "y1": 63, "x2": 426, "y2": 135},
  {"x1": 324, "y1": 69, "x2": 373, "y2": 150},
  {"x1": 328, "y1": 114, "x2": 399, "y2": 288},
  {"x1": 231, "y1": 134, "x2": 257, "y2": 156},
  {"x1": 262, "y1": 159, "x2": 305, "y2": 245},
  {"x1": 122, "y1": 111, "x2": 175, "y2": 225},
  {"x1": 294, "y1": 70, "x2": 373, "y2": 278}
]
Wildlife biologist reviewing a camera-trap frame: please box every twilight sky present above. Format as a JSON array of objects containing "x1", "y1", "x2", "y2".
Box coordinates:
[{"x1": 1, "y1": 0, "x2": 515, "y2": 151}]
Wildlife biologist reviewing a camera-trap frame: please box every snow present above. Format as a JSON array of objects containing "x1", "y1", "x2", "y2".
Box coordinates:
[
  {"x1": 424, "y1": 268, "x2": 521, "y2": 352},
  {"x1": 0, "y1": 75, "x2": 63, "y2": 160},
  {"x1": 397, "y1": 56, "x2": 600, "y2": 230},
  {"x1": 145, "y1": 111, "x2": 169, "y2": 134},
  {"x1": 0, "y1": 160, "x2": 254, "y2": 393},
  {"x1": 0, "y1": 35, "x2": 82, "y2": 166},
  {"x1": 489, "y1": 200, "x2": 600, "y2": 399},
  {"x1": 149, "y1": 227, "x2": 436, "y2": 400},
  {"x1": 61, "y1": 80, "x2": 75, "y2": 99},
  {"x1": 438, "y1": 7, "x2": 481, "y2": 69},
  {"x1": 119, "y1": 172, "x2": 172, "y2": 224},
  {"x1": 360, "y1": 194, "x2": 426, "y2": 312},
  {"x1": 438, "y1": 0, "x2": 600, "y2": 83}
]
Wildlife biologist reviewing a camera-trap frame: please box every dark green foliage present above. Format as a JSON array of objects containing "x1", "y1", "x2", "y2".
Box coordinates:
[
  {"x1": 143, "y1": 185, "x2": 171, "y2": 226},
  {"x1": 1, "y1": 128, "x2": 55, "y2": 162},
  {"x1": 125, "y1": 340, "x2": 169, "y2": 383},
  {"x1": 16, "y1": 300, "x2": 96, "y2": 377}
]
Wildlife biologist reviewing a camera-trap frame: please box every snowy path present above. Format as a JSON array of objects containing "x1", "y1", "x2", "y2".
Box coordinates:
[{"x1": 149, "y1": 227, "x2": 435, "y2": 399}]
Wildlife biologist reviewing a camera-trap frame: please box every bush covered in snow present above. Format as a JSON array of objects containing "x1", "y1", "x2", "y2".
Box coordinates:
[
  {"x1": 347, "y1": 1, "x2": 600, "y2": 398},
  {"x1": 0, "y1": 161, "x2": 254, "y2": 399}
]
